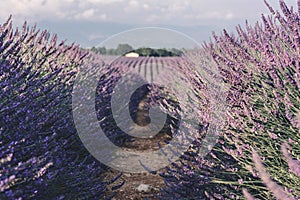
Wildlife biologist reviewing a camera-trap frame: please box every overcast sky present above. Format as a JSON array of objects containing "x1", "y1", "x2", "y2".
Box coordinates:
[{"x1": 0, "y1": 0, "x2": 297, "y2": 48}]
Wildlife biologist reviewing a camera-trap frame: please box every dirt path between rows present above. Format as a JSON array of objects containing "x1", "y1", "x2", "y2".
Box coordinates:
[{"x1": 103, "y1": 132, "x2": 171, "y2": 200}]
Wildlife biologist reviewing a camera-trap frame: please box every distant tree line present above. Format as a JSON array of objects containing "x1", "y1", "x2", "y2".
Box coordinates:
[
  {"x1": 90, "y1": 43, "x2": 183, "y2": 57},
  {"x1": 133, "y1": 47, "x2": 183, "y2": 57}
]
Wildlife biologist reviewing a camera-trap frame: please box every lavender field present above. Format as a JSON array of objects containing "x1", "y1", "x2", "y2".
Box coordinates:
[{"x1": 1, "y1": 0, "x2": 300, "y2": 199}]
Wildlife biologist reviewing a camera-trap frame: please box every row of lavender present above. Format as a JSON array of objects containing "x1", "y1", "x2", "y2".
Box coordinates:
[
  {"x1": 93, "y1": 55, "x2": 184, "y2": 144},
  {"x1": 1, "y1": 0, "x2": 299, "y2": 199},
  {"x1": 160, "y1": 0, "x2": 300, "y2": 199},
  {"x1": 0, "y1": 17, "x2": 118, "y2": 199},
  {"x1": 0, "y1": 17, "x2": 191, "y2": 198}
]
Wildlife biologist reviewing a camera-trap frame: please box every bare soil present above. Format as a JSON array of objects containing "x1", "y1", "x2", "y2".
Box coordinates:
[{"x1": 103, "y1": 131, "x2": 171, "y2": 200}]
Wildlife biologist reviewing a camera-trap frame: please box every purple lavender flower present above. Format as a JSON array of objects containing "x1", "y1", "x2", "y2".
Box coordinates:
[{"x1": 0, "y1": 16, "x2": 116, "y2": 199}]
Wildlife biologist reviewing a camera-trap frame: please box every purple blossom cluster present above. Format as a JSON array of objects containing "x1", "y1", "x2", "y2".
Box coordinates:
[
  {"x1": 0, "y1": 17, "x2": 116, "y2": 199},
  {"x1": 159, "y1": 0, "x2": 300, "y2": 199},
  {"x1": 208, "y1": 0, "x2": 300, "y2": 199}
]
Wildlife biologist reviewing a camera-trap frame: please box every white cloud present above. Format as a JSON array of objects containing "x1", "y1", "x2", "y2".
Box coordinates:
[
  {"x1": 142, "y1": 4, "x2": 149, "y2": 10},
  {"x1": 75, "y1": 9, "x2": 95, "y2": 19},
  {"x1": 0, "y1": 0, "x2": 298, "y2": 26},
  {"x1": 124, "y1": 0, "x2": 140, "y2": 12},
  {"x1": 0, "y1": 0, "x2": 114, "y2": 24},
  {"x1": 166, "y1": 0, "x2": 191, "y2": 13},
  {"x1": 0, "y1": 0, "x2": 297, "y2": 48},
  {"x1": 86, "y1": 0, "x2": 123, "y2": 4}
]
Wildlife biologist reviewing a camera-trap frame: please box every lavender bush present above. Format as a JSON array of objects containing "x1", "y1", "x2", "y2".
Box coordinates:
[
  {"x1": 158, "y1": 50, "x2": 241, "y2": 199},
  {"x1": 207, "y1": 0, "x2": 300, "y2": 198},
  {"x1": 0, "y1": 17, "x2": 118, "y2": 199},
  {"x1": 160, "y1": 0, "x2": 299, "y2": 199}
]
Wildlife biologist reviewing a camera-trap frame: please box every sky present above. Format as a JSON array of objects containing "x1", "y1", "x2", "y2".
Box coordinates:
[{"x1": 0, "y1": 0, "x2": 298, "y2": 48}]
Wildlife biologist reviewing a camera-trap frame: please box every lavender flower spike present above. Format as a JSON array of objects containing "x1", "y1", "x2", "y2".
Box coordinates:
[
  {"x1": 242, "y1": 188, "x2": 257, "y2": 200},
  {"x1": 281, "y1": 142, "x2": 300, "y2": 177},
  {"x1": 252, "y1": 150, "x2": 296, "y2": 200}
]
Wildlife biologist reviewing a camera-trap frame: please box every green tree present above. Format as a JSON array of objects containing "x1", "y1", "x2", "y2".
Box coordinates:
[{"x1": 116, "y1": 43, "x2": 133, "y2": 55}]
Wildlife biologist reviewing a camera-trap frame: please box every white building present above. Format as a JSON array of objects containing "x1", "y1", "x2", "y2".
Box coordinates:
[{"x1": 125, "y1": 52, "x2": 139, "y2": 57}]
